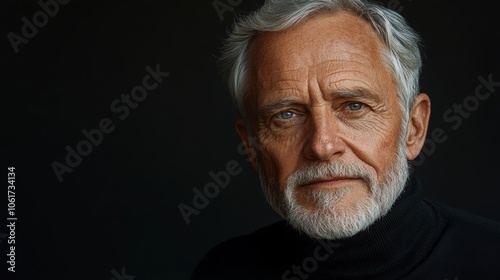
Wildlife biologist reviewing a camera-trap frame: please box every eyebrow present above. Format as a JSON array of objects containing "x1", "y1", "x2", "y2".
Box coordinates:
[
  {"x1": 331, "y1": 88, "x2": 382, "y2": 103},
  {"x1": 258, "y1": 98, "x2": 301, "y2": 115}
]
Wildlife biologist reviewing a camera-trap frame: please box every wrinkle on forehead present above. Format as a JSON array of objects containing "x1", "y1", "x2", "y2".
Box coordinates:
[
  {"x1": 261, "y1": 57, "x2": 374, "y2": 91},
  {"x1": 249, "y1": 11, "x2": 388, "y2": 86}
]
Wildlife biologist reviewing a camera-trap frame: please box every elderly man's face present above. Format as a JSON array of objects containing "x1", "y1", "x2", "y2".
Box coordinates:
[{"x1": 237, "y1": 12, "x2": 429, "y2": 238}]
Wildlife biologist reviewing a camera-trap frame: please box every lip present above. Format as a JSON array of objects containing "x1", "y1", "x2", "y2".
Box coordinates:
[{"x1": 300, "y1": 177, "x2": 359, "y2": 189}]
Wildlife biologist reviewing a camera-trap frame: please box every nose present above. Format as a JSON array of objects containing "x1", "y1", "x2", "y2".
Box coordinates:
[{"x1": 303, "y1": 111, "x2": 345, "y2": 161}]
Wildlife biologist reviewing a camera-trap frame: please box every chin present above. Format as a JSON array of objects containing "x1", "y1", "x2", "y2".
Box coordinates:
[{"x1": 285, "y1": 186, "x2": 382, "y2": 239}]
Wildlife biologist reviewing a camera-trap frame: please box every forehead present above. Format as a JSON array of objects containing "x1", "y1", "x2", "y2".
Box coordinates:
[{"x1": 248, "y1": 11, "x2": 390, "y2": 88}]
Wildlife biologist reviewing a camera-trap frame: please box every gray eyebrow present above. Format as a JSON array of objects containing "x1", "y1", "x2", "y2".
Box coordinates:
[
  {"x1": 331, "y1": 88, "x2": 383, "y2": 103},
  {"x1": 258, "y1": 98, "x2": 301, "y2": 114}
]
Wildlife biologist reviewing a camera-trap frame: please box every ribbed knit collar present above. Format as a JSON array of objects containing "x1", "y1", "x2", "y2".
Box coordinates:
[{"x1": 282, "y1": 175, "x2": 443, "y2": 279}]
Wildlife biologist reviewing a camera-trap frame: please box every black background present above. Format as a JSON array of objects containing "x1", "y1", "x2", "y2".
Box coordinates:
[{"x1": 1, "y1": 0, "x2": 499, "y2": 279}]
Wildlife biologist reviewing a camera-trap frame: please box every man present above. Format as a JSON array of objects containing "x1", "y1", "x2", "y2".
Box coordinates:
[{"x1": 192, "y1": 0, "x2": 500, "y2": 279}]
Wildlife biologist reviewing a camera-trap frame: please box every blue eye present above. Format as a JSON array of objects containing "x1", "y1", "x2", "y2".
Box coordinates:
[
  {"x1": 347, "y1": 103, "x2": 363, "y2": 111},
  {"x1": 278, "y1": 110, "x2": 295, "y2": 119}
]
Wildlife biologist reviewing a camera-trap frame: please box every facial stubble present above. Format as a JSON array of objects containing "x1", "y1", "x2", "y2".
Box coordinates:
[{"x1": 256, "y1": 129, "x2": 409, "y2": 240}]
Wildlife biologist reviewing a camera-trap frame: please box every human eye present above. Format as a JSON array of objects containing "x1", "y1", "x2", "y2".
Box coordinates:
[
  {"x1": 336, "y1": 101, "x2": 369, "y2": 121},
  {"x1": 346, "y1": 102, "x2": 364, "y2": 111},
  {"x1": 276, "y1": 110, "x2": 296, "y2": 120},
  {"x1": 268, "y1": 109, "x2": 304, "y2": 129}
]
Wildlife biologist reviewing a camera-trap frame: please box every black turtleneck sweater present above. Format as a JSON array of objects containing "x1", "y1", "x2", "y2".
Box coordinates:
[{"x1": 191, "y1": 175, "x2": 500, "y2": 279}]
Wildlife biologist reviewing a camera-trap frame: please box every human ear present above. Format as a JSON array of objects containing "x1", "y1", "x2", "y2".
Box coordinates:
[
  {"x1": 405, "y1": 93, "x2": 431, "y2": 160},
  {"x1": 235, "y1": 118, "x2": 259, "y2": 171}
]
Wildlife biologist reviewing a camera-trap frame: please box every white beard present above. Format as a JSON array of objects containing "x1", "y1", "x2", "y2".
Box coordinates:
[{"x1": 258, "y1": 133, "x2": 409, "y2": 240}]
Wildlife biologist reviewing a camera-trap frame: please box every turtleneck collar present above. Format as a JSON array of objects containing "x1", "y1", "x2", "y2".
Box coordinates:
[{"x1": 282, "y1": 174, "x2": 444, "y2": 279}]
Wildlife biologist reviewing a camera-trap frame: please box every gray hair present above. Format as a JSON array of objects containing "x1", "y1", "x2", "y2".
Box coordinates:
[{"x1": 218, "y1": 0, "x2": 422, "y2": 124}]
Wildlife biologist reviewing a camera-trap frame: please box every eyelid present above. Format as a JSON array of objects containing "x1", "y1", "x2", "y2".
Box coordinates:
[
  {"x1": 347, "y1": 102, "x2": 364, "y2": 110},
  {"x1": 273, "y1": 109, "x2": 297, "y2": 120},
  {"x1": 269, "y1": 108, "x2": 307, "y2": 129}
]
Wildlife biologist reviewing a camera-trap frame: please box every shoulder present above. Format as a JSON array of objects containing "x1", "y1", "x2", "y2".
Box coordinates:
[
  {"x1": 191, "y1": 221, "x2": 288, "y2": 280},
  {"x1": 426, "y1": 198, "x2": 500, "y2": 234},
  {"x1": 424, "y1": 198, "x2": 500, "y2": 261},
  {"x1": 205, "y1": 220, "x2": 288, "y2": 256}
]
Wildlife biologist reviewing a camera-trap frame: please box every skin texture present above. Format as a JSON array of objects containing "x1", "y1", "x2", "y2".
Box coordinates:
[{"x1": 236, "y1": 11, "x2": 430, "y2": 211}]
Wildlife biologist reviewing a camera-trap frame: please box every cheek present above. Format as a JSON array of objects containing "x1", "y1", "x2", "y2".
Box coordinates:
[
  {"x1": 257, "y1": 135, "x2": 304, "y2": 190},
  {"x1": 377, "y1": 132, "x2": 402, "y2": 171},
  {"x1": 343, "y1": 118, "x2": 403, "y2": 176}
]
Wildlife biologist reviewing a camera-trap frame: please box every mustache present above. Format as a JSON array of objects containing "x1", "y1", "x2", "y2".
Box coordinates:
[{"x1": 285, "y1": 161, "x2": 375, "y2": 189}]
